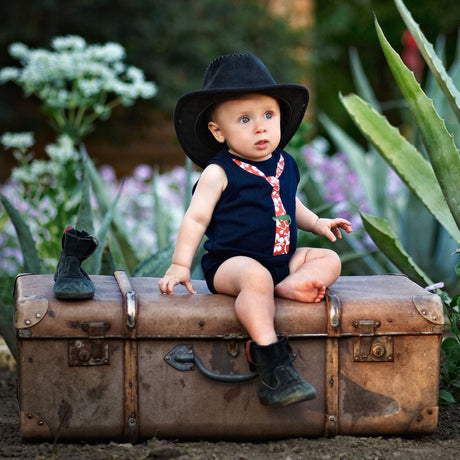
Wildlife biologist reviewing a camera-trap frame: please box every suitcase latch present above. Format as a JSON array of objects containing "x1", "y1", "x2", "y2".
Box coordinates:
[
  {"x1": 353, "y1": 320, "x2": 393, "y2": 362},
  {"x1": 68, "y1": 321, "x2": 111, "y2": 366}
]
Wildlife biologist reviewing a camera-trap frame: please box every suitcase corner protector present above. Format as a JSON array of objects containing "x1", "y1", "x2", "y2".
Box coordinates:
[
  {"x1": 408, "y1": 406, "x2": 439, "y2": 434},
  {"x1": 20, "y1": 411, "x2": 52, "y2": 440},
  {"x1": 15, "y1": 295, "x2": 49, "y2": 330},
  {"x1": 412, "y1": 294, "x2": 444, "y2": 327}
]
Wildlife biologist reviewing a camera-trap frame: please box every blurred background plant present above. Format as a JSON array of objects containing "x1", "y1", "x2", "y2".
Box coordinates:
[
  {"x1": 334, "y1": 0, "x2": 460, "y2": 403},
  {"x1": 0, "y1": 35, "x2": 156, "y2": 142},
  {"x1": 0, "y1": 35, "x2": 157, "y2": 357},
  {"x1": 319, "y1": 32, "x2": 460, "y2": 294},
  {"x1": 1, "y1": 1, "x2": 459, "y2": 180}
]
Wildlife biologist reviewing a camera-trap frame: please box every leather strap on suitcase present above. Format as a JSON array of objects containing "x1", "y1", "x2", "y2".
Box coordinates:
[
  {"x1": 324, "y1": 289, "x2": 341, "y2": 436},
  {"x1": 114, "y1": 270, "x2": 139, "y2": 443}
]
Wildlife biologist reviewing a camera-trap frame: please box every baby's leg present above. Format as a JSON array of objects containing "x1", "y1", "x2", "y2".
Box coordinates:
[
  {"x1": 275, "y1": 248, "x2": 341, "y2": 303},
  {"x1": 213, "y1": 256, "x2": 278, "y2": 346},
  {"x1": 215, "y1": 256, "x2": 317, "y2": 408}
]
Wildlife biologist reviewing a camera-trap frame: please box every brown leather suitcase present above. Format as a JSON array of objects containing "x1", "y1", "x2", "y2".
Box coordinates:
[{"x1": 14, "y1": 271, "x2": 444, "y2": 442}]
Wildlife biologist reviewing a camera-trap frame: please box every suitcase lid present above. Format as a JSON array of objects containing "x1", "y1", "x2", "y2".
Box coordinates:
[{"x1": 14, "y1": 273, "x2": 444, "y2": 339}]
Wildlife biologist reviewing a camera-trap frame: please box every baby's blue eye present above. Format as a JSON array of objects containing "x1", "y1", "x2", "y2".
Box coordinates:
[
  {"x1": 240, "y1": 116, "x2": 250, "y2": 124},
  {"x1": 264, "y1": 112, "x2": 273, "y2": 119}
]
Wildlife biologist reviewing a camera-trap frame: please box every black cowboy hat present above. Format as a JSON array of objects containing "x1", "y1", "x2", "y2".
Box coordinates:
[{"x1": 174, "y1": 53, "x2": 309, "y2": 169}]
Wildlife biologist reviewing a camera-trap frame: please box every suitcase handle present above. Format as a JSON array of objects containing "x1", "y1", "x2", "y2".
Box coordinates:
[{"x1": 164, "y1": 345, "x2": 258, "y2": 383}]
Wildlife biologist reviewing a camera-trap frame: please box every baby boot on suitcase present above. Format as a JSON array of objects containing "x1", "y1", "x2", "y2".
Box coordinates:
[
  {"x1": 54, "y1": 226, "x2": 98, "y2": 300},
  {"x1": 246, "y1": 334, "x2": 316, "y2": 408}
]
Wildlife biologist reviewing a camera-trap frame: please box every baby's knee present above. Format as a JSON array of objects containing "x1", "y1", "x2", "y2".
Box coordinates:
[
  {"x1": 324, "y1": 249, "x2": 342, "y2": 274},
  {"x1": 241, "y1": 264, "x2": 274, "y2": 291}
]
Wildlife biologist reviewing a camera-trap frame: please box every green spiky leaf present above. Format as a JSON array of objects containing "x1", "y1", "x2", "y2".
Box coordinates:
[
  {"x1": 394, "y1": 0, "x2": 460, "y2": 122},
  {"x1": 0, "y1": 195, "x2": 42, "y2": 273},
  {"x1": 76, "y1": 166, "x2": 95, "y2": 235},
  {"x1": 341, "y1": 93, "x2": 460, "y2": 243},
  {"x1": 85, "y1": 181, "x2": 124, "y2": 275},
  {"x1": 360, "y1": 211, "x2": 432, "y2": 287},
  {"x1": 375, "y1": 16, "x2": 460, "y2": 232},
  {"x1": 349, "y1": 47, "x2": 382, "y2": 113},
  {"x1": 80, "y1": 145, "x2": 140, "y2": 273}
]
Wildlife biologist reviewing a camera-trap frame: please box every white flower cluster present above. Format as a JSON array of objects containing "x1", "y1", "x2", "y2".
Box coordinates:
[
  {"x1": 0, "y1": 35, "x2": 157, "y2": 110},
  {"x1": 45, "y1": 134, "x2": 77, "y2": 162},
  {"x1": 0, "y1": 132, "x2": 34, "y2": 151}
]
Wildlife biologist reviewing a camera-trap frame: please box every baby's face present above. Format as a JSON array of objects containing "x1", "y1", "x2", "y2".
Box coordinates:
[{"x1": 207, "y1": 93, "x2": 281, "y2": 162}]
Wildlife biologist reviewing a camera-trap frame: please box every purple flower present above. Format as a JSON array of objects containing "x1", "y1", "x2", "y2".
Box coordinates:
[
  {"x1": 99, "y1": 165, "x2": 116, "y2": 182},
  {"x1": 133, "y1": 164, "x2": 152, "y2": 182}
]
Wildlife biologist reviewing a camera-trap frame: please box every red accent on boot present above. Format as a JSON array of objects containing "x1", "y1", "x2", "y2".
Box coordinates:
[{"x1": 246, "y1": 340, "x2": 254, "y2": 365}]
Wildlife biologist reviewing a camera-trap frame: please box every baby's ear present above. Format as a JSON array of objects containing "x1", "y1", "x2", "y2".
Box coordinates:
[{"x1": 208, "y1": 121, "x2": 225, "y2": 143}]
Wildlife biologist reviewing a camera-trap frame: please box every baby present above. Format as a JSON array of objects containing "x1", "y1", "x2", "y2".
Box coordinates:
[{"x1": 159, "y1": 54, "x2": 352, "y2": 408}]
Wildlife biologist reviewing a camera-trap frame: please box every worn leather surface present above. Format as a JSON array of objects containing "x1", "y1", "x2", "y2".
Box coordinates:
[{"x1": 15, "y1": 273, "x2": 443, "y2": 440}]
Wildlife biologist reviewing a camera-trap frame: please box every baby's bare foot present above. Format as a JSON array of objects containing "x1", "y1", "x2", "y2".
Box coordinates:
[{"x1": 275, "y1": 277, "x2": 326, "y2": 303}]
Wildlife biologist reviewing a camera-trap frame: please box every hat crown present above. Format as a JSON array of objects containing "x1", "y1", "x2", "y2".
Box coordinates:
[{"x1": 202, "y1": 54, "x2": 276, "y2": 91}]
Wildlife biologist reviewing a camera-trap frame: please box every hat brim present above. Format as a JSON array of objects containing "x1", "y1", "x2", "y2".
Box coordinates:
[{"x1": 174, "y1": 84, "x2": 309, "y2": 169}]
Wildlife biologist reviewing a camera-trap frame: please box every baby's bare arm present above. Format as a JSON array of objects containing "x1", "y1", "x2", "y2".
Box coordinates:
[
  {"x1": 312, "y1": 218, "x2": 353, "y2": 242},
  {"x1": 295, "y1": 197, "x2": 320, "y2": 232},
  {"x1": 295, "y1": 198, "x2": 353, "y2": 242},
  {"x1": 158, "y1": 164, "x2": 227, "y2": 294}
]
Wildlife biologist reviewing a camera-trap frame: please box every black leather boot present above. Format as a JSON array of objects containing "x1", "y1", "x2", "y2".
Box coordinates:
[
  {"x1": 54, "y1": 226, "x2": 98, "y2": 300},
  {"x1": 246, "y1": 334, "x2": 316, "y2": 408}
]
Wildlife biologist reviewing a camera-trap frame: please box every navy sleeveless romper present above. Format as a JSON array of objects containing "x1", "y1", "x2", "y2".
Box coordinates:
[{"x1": 201, "y1": 148, "x2": 299, "y2": 293}]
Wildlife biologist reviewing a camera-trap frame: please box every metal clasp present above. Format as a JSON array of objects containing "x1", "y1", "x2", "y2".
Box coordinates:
[
  {"x1": 353, "y1": 319, "x2": 393, "y2": 362},
  {"x1": 69, "y1": 321, "x2": 111, "y2": 366}
]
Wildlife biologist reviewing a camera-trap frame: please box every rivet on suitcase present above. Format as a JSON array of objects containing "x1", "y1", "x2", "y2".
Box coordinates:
[{"x1": 14, "y1": 272, "x2": 443, "y2": 442}]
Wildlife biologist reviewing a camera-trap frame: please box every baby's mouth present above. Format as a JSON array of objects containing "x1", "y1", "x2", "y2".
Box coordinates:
[{"x1": 255, "y1": 140, "x2": 269, "y2": 149}]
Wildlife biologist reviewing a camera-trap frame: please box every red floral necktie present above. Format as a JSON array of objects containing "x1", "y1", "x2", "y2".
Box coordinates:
[{"x1": 232, "y1": 154, "x2": 291, "y2": 255}]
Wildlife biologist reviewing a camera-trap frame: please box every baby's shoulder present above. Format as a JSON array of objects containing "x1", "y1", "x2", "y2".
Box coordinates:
[{"x1": 200, "y1": 163, "x2": 228, "y2": 190}]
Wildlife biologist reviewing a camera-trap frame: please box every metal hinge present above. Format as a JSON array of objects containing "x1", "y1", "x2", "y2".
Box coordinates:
[
  {"x1": 68, "y1": 321, "x2": 111, "y2": 367},
  {"x1": 353, "y1": 319, "x2": 393, "y2": 363}
]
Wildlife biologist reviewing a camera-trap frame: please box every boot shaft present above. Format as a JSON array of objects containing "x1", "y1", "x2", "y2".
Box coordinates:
[
  {"x1": 246, "y1": 334, "x2": 292, "y2": 371},
  {"x1": 61, "y1": 226, "x2": 98, "y2": 262},
  {"x1": 246, "y1": 334, "x2": 316, "y2": 407},
  {"x1": 54, "y1": 226, "x2": 98, "y2": 300}
]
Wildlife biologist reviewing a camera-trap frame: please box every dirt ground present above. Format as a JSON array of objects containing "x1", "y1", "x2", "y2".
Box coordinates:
[{"x1": 1, "y1": 366, "x2": 459, "y2": 460}]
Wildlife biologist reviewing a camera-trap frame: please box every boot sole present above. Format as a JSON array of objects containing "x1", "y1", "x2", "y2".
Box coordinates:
[
  {"x1": 261, "y1": 387, "x2": 317, "y2": 408},
  {"x1": 54, "y1": 291, "x2": 95, "y2": 300}
]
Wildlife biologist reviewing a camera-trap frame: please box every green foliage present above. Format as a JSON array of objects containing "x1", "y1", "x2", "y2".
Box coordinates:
[
  {"x1": 394, "y1": 0, "x2": 460, "y2": 122},
  {"x1": 340, "y1": 0, "x2": 460, "y2": 404},
  {"x1": 321, "y1": 30, "x2": 460, "y2": 291},
  {"x1": 360, "y1": 211, "x2": 432, "y2": 288},
  {"x1": 1, "y1": 134, "x2": 86, "y2": 271},
  {"x1": 0, "y1": 272, "x2": 16, "y2": 359},
  {"x1": 340, "y1": 92, "x2": 460, "y2": 243},
  {"x1": 0, "y1": 36, "x2": 157, "y2": 357},
  {"x1": 0, "y1": 195, "x2": 43, "y2": 274},
  {"x1": 314, "y1": 0, "x2": 460, "y2": 138},
  {"x1": 375, "y1": 15, "x2": 460, "y2": 231},
  {"x1": 82, "y1": 146, "x2": 141, "y2": 273},
  {"x1": 287, "y1": 124, "x2": 392, "y2": 277},
  {"x1": 439, "y1": 282, "x2": 460, "y2": 404}
]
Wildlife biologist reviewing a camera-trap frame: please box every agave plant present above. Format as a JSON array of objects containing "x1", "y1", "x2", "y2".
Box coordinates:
[
  {"x1": 320, "y1": 40, "x2": 460, "y2": 290},
  {"x1": 339, "y1": 0, "x2": 460, "y2": 403},
  {"x1": 340, "y1": 0, "x2": 459, "y2": 285}
]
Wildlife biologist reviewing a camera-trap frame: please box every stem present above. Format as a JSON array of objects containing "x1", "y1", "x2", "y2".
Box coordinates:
[
  {"x1": 52, "y1": 109, "x2": 67, "y2": 128},
  {"x1": 85, "y1": 96, "x2": 121, "y2": 125},
  {"x1": 74, "y1": 105, "x2": 89, "y2": 128},
  {"x1": 68, "y1": 77, "x2": 81, "y2": 123}
]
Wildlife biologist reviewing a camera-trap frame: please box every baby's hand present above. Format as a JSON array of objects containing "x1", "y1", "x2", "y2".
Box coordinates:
[
  {"x1": 313, "y1": 218, "x2": 353, "y2": 242},
  {"x1": 158, "y1": 264, "x2": 196, "y2": 295}
]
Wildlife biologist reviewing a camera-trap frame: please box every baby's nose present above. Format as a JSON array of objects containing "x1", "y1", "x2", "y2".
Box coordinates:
[{"x1": 255, "y1": 120, "x2": 267, "y2": 132}]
